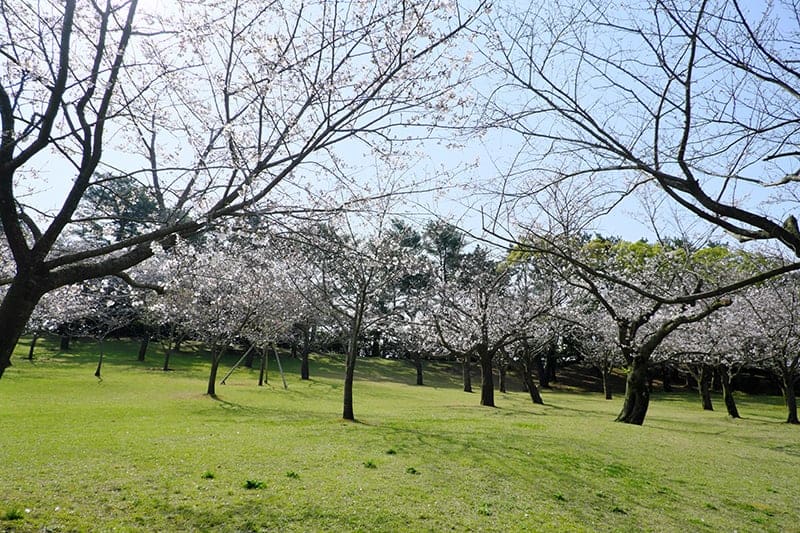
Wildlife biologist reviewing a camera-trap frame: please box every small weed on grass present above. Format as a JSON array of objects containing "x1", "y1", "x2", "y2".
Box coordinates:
[
  {"x1": 3, "y1": 508, "x2": 24, "y2": 521},
  {"x1": 286, "y1": 471, "x2": 300, "y2": 479},
  {"x1": 363, "y1": 459, "x2": 377, "y2": 469},
  {"x1": 477, "y1": 503, "x2": 493, "y2": 516},
  {"x1": 201, "y1": 471, "x2": 215, "y2": 479},
  {"x1": 243, "y1": 479, "x2": 265, "y2": 489}
]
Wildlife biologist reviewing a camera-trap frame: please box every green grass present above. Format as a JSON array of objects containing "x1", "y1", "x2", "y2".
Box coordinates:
[{"x1": 1, "y1": 335, "x2": 798, "y2": 532}]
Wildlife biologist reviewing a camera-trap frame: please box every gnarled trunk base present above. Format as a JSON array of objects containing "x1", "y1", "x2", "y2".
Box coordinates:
[
  {"x1": 718, "y1": 367, "x2": 740, "y2": 419},
  {"x1": 616, "y1": 358, "x2": 650, "y2": 425}
]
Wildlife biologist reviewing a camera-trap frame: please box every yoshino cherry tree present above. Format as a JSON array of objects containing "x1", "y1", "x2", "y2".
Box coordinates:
[{"x1": 0, "y1": 0, "x2": 486, "y2": 379}]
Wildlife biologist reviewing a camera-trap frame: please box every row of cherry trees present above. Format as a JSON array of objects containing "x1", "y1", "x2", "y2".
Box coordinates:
[{"x1": 19, "y1": 218, "x2": 800, "y2": 425}]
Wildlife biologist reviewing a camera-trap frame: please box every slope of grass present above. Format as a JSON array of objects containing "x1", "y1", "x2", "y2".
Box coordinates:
[{"x1": 0, "y1": 336, "x2": 797, "y2": 532}]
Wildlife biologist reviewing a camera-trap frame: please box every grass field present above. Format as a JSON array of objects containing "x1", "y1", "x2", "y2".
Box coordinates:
[{"x1": 1, "y1": 336, "x2": 798, "y2": 532}]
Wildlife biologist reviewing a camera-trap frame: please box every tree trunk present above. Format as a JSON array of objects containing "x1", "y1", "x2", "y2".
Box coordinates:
[
  {"x1": 462, "y1": 356, "x2": 473, "y2": 393},
  {"x1": 60, "y1": 335, "x2": 71, "y2": 351},
  {"x1": 535, "y1": 353, "x2": 550, "y2": 388},
  {"x1": 342, "y1": 346, "x2": 357, "y2": 420},
  {"x1": 662, "y1": 364, "x2": 673, "y2": 392},
  {"x1": 414, "y1": 354, "x2": 424, "y2": 386},
  {"x1": 343, "y1": 299, "x2": 365, "y2": 421},
  {"x1": 498, "y1": 364, "x2": 507, "y2": 394},
  {"x1": 601, "y1": 363, "x2": 612, "y2": 400},
  {"x1": 162, "y1": 345, "x2": 173, "y2": 371},
  {"x1": 258, "y1": 348, "x2": 267, "y2": 386},
  {"x1": 718, "y1": 366, "x2": 740, "y2": 419},
  {"x1": 699, "y1": 366, "x2": 714, "y2": 411},
  {"x1": 206, "y1": 345, "x2": 225, "y2": 397},
  {"x1": 370, "y1": 330, "x2": 381, "y2": 358},
  {"x1": 545, "y1": 354, "x2": 558, "y2": 383},
  {"x1": 780, "y1": 376, "x2": 799, "y2": 424},
  {"x1": 522, "y1": 361, "x2": 544, "y2": 405},
  {"x1": 0, "y1": 281, "x2": 42, "y2": 378},
  {"x1": 478, "y1": 344, "x2": 495, "y2": 407},
  {"x1": 244, "y1": 343, "x2": 255, "y2": 368},
  {"x1": 616, "y1": 357, "x2": 650, "y2": 425},
  {"x1": 28, "y1": 334, "x2": 39, "y2": 361},
  {"x1": 137, "y1": 337, "x2": 149, "y2": 362},
  {"x1": 95, "y1": 338, "x2": 105, "y2": 379},
  {"x1": 300, "y1": 325, "x2": 310, "y2": 380}
]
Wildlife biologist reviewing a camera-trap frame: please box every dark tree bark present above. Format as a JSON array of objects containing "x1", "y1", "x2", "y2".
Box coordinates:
[
  {"x1": 687, "y1": 364, "x2": 714, "y2": 411},
  {"x1": 616, "y1": 357, "x2": 650, "y2": 425},
  {"x1": 206, "y1": 345, "x2": 225, "y2": 397},
  {"x1": 162, "y1": 345, "x2": 173, "y2": 371},
  {"x1": 28, "y1": 334, "x2": 39, "y2": 360},
  {"x1": 0, "y1": 282, "x2": 43, "y2": 377},
  {"x1": 478, "y1": 344, "x2": 495, "y2": 407},
  {"x1": 462, "y1": 356, "x2": 473, "y2": 393},
  {"x1": 60, "y1": 335, "x2": 71, "y2": 351},
  {"x1": 717, "y1": 366, "x2": 740, "y2": 419},
  {"x1": 94, "y1": 338, "x2": 105, "y2": 379},
  {"x1": 300, "y1": 325, "x2": 310, "y2": 380},
  {"x1": 535, "y1": 353, "x2": 550, "y2": 388},
  {"x1": 498, "y1": 363, "x2": 507, "y2": 394},
  {"x1": 258, "y1": 348, "x2": 267, "y2": 386},
  {"x1": 342, "y1": 347, "x2": 358, "y2": 420},
  {"x1": 662, "y1": 365, "x2": 673, "y2": 392},
  {"x1": 370, "y1": 330, "x2": 381, "y2": 358},
  {"x1": 413, "y1": 353, "x2": 424, "y2": 386},
  {"x1": 521, "y1": 361, "x2": 544, "y2": 405},
  {"x1": 137, "y1": 336, "x2": 149, "y2": 362},
  {"x1": 545, "y1": 353, "x2": 558, "y2": 383},
  {"x1": 699, "y1": 366, "x2": 714, "y2": 411},
  {"x1": 779, "y1": 376, "x2": 799, "y2": 424},
  {"x1": 343, "y1": 295, "x2": 366, "y2": 421},
  {"x1": 300, "y1": 350, "x2": 310, "y2": 380},
  {"x1": 615, "y1": 301, "x2": 728, "y2": 425},
  {"x1": 600, "y1": 362, "x2": 612, "y2": 400}
]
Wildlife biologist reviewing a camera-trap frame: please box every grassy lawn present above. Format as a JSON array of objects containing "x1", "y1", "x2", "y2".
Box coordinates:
[{"x1": 1, "y1": 336, "x2": 798, "y2": 532}]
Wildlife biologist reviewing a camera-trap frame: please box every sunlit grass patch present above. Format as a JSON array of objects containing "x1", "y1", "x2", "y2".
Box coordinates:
[{"x1": 1, "y1": 336, "x2": 797, "y2": 531}]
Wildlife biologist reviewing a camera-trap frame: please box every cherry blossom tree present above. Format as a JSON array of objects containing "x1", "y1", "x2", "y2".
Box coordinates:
[
  {"x1": 520, "y1": 237, "x2": 731, "y2": 424},
  {"x1": 433, "y1": 247, "x2": 556, "y2": 407},
  {"x1": 24, "y1": 284, "x2": 87, "y2": 360},
  {"x1": 0, "y1": 0, "x2": 487, "y2": 379},
  {"x1": 736, "y1": 276, "x2": 800, "y2": 424},
  {"x1": 286, "y1": 213, "x2": 425, "y2": 420},
  {"x1": 75, "y1": 278, "x2": 146, "y2": 379},
  {"x1": 567, "y1": 305, "x2": 624, "y2": 401},
  {"x1": 143, "y1": 237, "x2": 261, "y2": 396}
]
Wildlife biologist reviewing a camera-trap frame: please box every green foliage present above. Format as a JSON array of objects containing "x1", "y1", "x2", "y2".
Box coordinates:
[
  {"x1": 201, "y1": 471, "x2": 215, "y2": 479},
  {"x1": 243, "y1": 479, "x2": 266, "y2": 489},
  {"x1": 3, "y1": 508, "x2": 24, "y2": 520},
  {"x1": 285, "y1": 471, "x2": 300, "y2": 479},
  {"x1": 363, "y1": 460, "x2": 377, "y2": 469},
  {"x1": 2, "y1": 336, "x2": 798, "y2": 532},
  {"x1": 77, "y1": 174, "x2": 159, "y2": 243}
]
